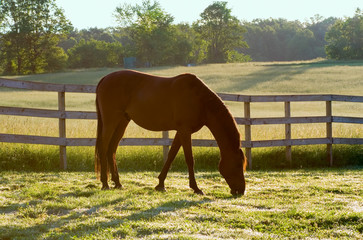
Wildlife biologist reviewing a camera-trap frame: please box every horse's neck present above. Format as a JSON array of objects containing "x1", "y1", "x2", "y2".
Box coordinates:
[{"x1": 205, "y1": 106, "x2": 240, "y2": 157}]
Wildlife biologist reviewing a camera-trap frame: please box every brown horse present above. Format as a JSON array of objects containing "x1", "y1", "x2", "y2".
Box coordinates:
[{"x1": 95, "y1": 70, "x2": 247, "y2": 195}]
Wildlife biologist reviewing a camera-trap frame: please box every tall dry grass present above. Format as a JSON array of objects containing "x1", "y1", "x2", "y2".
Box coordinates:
[{"x1": 1, "y1": 60, "x2": 362, "y2": 170}]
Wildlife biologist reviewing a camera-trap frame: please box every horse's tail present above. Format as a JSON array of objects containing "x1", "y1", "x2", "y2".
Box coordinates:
[
  {"x1": 95, "y1": 84, "x2": 110, "y2": 182},
  {"x1": 95, "y1": 95, "x2": 102, "y2": 180}
]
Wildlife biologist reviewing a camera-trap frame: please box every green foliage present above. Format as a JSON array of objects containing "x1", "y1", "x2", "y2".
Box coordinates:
[
  {"x1": 1, "y1": 1, "x2": 361, "y2": 73},
  {"x1": 243, "y1": 18, "x2": 337, "y2": 61},
  {"x1": 113, "y1": 1, "x2": 250, "y2": 66},
  {"x1": 196, "y1": 1, "x2": 249, "y2": 63},
  {"x1": 325, "y1": 8, "x2": 363, "y2": 60},
  {"x1": 226, "y1": 50, "x2": 251, "y2": 63},
  {"x1": 0, "y1": 0, "x2": 72, "y2": 75},
  {"x1": 67, "y1": 39, "x2": 123, "y2": 68},
  {"x1": 114, "y1": 0, "x2": 184, "y2": 66}
]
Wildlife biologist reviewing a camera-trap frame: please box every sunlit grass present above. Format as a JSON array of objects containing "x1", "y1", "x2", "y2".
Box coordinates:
[{"x1": 1, "y1": 169, "x2": 362, "y2": 239}]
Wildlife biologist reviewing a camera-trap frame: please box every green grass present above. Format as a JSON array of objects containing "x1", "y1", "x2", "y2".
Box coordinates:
[
  {"x1": 0, "y1": 60, "x2": 362, "y2": 171},
  {"x1": 1, "y1": 169, "x2": 362, "y2": 239}
]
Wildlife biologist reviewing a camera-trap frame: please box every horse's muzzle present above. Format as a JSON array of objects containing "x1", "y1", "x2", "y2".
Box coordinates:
[{"x1": 230, "y1": 188, "x2": 245, "y2": 196}]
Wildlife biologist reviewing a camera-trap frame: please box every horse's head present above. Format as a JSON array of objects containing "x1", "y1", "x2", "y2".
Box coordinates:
[{"x1": 219, "y1": 148, "x2": 246, "y2": 196}]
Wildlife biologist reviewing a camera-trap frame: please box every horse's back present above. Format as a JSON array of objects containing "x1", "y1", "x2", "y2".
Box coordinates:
[{"x1": 97, "y1": 70, "x2": 213, "y2": 132}]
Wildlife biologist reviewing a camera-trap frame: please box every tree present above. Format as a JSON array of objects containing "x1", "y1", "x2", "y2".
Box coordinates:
[
  {"x1": 242, "y1": 18, "x2": 336, "y2": 61},
  {"x1": 115, "y1": 0, "x2": 187, "y2": 66},
  {"x1": 306, "y1": 16, "x2": 337, "y2": 58},
  {"x1": 325, "y1": 8, "x2": 363, "y2": 60},
  {"x1": 0, "y1": 0, "x2": 72, "y2": 74},
  {"x1": 196, "y1": 1, "x2": 249, "y2": 63},
  {"x1": 67, "y1": 39, "x2": 123, "y2": 68}
]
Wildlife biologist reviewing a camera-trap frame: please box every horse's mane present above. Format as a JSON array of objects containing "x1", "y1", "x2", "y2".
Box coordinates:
[
  {"x1": 200, "y1": 83, "x2": 241, "y2": 151},
  {"x1": 201, "y1": 87, "x2": 247, "y2": 170}
]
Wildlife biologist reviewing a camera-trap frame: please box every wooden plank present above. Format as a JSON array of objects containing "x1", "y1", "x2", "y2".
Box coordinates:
[
  {"x1": 244, "y1": 101, "x2": 252, "y2": 169},
  {"x1": 218, "y1": 93, "x2": 250, "y2": 102},
  {"x1": 236, "y1": 116, "x2": 331, "y2": 125},
  {"x1": 250, "y1": 95, "x2": 332, "y2": 102},
  {"x1": 219, "y1": 93, "x2": 358, "y2": 103},
  {"x1": 285, "y1": 102, "x2": 292, "y2": 165},
  {"x1": 331, "y1": 95, "x2": 363, "y2": 103},
  {"x1": 333, "y1": 116, "x2": 363, "y2": 124},
  {"x1": 62, "y1": 138, "x2": 173, "y2": 147},
  {"x1": 326, "y1": 101, "x2": 333, "y2": 166},
  {"x1": 0, "y1": 133, "x2": 65, "y2": 145},
  {"x1": 0, "y1": 106, "x2": 97, "y2": 119},
  {"x1": 65, "y1": 111, "x2": 97, "y2": 119},
  {"x1": 58, "y1": 92, "x2": 67, "y2": 170},
  {"x1": 235, "y1": 117, "x2": 248, "y2": 125},
  {"x1": 2, "y1": 133, "x2": 361, "y2": 148},
  {"x1": 0, "y1": 106, "x2": 62, "y2": 118},
  {"x1": 66, "y1": 138, "x2": 96, "y2": 146},
  {"x1": 250, "y1": 116, "x2": 330, "y2": 125},
  {"x1": 0, "y1": 78, "x2": 64, "y2": 92},
  {"x1": 64, "y1": 84, "x2": 96, "y2": 93},
  {"x1": 0, "y1": 107, "x2": 333, "y2": 124},
  {"x1": 251, "y1": 138, "x2": 331, "y2": 148},
  {"x1": 54, "y1": 138, "x2": 216, "y2": 147},
  {"x1": 219, "y1": 94, "x2": 333, "y2": 102},
  {"x1": 333, "y1": 138, "x2": 363, "y2": 145},
  {"x1": 0, "y1": 78, "x2": 97, "y2": 93}
]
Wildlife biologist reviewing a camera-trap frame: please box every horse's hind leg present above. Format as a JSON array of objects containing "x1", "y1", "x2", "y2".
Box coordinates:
[
  {"x1": 99, "y1": 114, "x2": 127, "y2": 190},
  {"x1": 155, "y1": 133, "x2": 182, "y2": 191},
  {"x1": 107, "y1": 118, "x2": 129, "y2": 189}
]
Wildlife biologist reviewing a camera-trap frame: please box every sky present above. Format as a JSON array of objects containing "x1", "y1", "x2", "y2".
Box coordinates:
[{"x1": 55, "y1": 0, "x2": 362, "y2": 29}]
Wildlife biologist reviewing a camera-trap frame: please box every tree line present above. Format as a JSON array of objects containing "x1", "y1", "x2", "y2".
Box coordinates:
[{"x1": 0, "y1": 0, "x2": 362, "y2": 75}]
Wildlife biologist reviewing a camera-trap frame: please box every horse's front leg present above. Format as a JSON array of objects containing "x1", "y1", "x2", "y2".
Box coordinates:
[
  {"x1": 155, "y1": 133, "x2": 182, "y2": 191},
  {"x1": 179, "y1": 131, "x2": 204, "y2": 195}
]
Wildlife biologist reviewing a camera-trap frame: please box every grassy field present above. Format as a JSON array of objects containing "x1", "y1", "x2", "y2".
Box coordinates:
[
  {"x1": 0, "y1": 60, "x2": 362, "y2": 239},
  {"x1": 1, "y1": 169, "x2": 362, "y2": 239},
  {"x1": 0, "y1": 59, "x2": 362, "y2": 171}
]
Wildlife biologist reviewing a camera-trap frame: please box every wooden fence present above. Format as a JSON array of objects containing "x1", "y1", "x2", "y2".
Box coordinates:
[{"x1": 1, "y1": 78, "x2": 362, "y2": 169}]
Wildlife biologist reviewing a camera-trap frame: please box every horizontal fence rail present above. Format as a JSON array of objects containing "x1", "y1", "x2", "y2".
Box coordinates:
[{"x1": 1, "y1": 77, "x2": 362, "y2": 169}]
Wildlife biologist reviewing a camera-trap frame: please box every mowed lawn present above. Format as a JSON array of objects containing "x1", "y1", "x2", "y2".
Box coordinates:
[{"x1": 0, "y1": 169, "x2": 362, "y2": 239}]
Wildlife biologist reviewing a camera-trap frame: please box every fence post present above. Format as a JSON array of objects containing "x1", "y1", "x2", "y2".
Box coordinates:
[
  {"x1": 58, "y1": 91, "x2": 67, "y2": 170},
  {"x1": 326, "y1": 100, "x2": 333, "y2": 166},
  {"x1": 285, "y1": 101, "x2": 292, "y2": 166},
  {"x1": 244, "y1": 101, "x2": 252, "y2": 169},
  {"x1": 162, "y1": 131, "x2": 169, "y2": 163}
]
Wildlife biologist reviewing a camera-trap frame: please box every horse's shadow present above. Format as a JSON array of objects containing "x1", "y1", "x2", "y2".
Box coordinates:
[
  {"x1": 125, "y1": 198, "x2": 213, "y2": 221},
  {"x1": 1, "y1": 186, "x2": 214, "y2": 239}
]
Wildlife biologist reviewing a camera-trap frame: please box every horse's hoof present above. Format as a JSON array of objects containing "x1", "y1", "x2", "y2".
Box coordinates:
[
  {"x1": 155, "y1": 185, "x2": 166, "y2": 192},
  {"x1": 101, "y1": 185, "x2": 110, "y2": 190},
  {"x1": 114, "y1": 184, "x2": 123, "y2": 189},
  {"x1": 194, "y1": 189, "x2": 205, "y2": 195}
]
